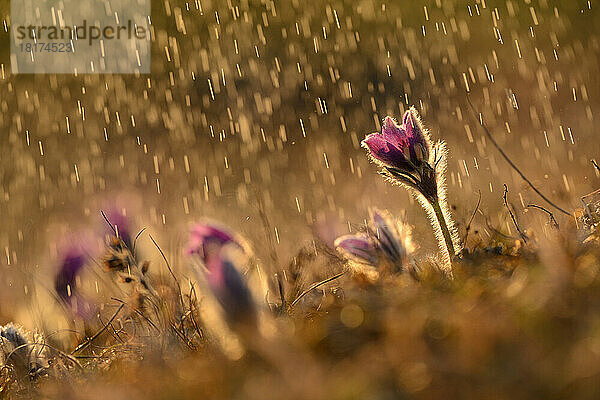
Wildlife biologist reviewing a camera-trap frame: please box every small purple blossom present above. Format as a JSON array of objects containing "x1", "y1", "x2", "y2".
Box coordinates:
[
  {"x1": 54, "y1": 246, "x2": 86, "y2": 301},
  {"x1": 363, "y1": 109, "x2": 430, "y2": 169},
  {"x1": 186, "y1": 222, "x2": 255, "y2": 326},
  {"x1": 362, "y1": 107, "x2": 438, "y2": 202},
  {"x1": 334, "y1": 209, "x2": 414, "y2": 276},
  {"x1": 54, "y1": 242, "x2": 95, "y2": 319}
]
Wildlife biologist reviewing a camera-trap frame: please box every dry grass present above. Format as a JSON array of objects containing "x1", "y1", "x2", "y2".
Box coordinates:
[
  {"x1": 1, "y1": 216, "x2": 600, "y2": 399},
  {"x1": 1, "y1": 0, "x2": 600, "y2": 398}
]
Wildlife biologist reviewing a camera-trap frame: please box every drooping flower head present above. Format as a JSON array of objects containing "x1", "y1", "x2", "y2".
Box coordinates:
[
  {"x1": 54, "y1": 237, "x2": 97, "y2": 319},
  {"x1": 334, "y1": 209, "x2": 414, "y2": 279},
  {"x1": 362, "y1": 107, "x2": 440, "y2": 202},
  {"x1": 54, "y1": 245, "x2": 87, "y2": 301},
  {"x1": 186, "y1": 222, "x2": 256, "y2": 327}
]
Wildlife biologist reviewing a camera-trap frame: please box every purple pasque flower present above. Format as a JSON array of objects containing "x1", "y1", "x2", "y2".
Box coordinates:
[
  {"x1": 362, "y1": 107, "x2": 439, "y2": 202},
  {"x1": 54, "y1": 246, "x2": 86, "y2": 301},
  {"x1": 186, "y1": 223, "x2": 255, "y2": 326},
  {"x1": 185, "y1": 223, "x2": 240, "y2": 262},
  {"x1": 363, "y1": 108, "x2": 430, "y2": 167},
  {"x1": 335, "y1": 209, "x2": 413, "y2": 274},
  {"x1": 55, "y1": 242, "x2": 95, "y2": 319}
]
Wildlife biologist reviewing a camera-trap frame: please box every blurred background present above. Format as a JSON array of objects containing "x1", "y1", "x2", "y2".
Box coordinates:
[{"x1": 0, "y1": 0, "x2": 598, "y2": 326}]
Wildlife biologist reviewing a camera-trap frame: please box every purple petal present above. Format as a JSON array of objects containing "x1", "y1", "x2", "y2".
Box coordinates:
[
  {"x1": 401, "y1": 108, "x2": 430, "y2": 162},
  {"x1": 186, "y1": 222, "x2": 241, "y2": 263},
  {"x1": 55, "y1": 245, "x2": 87, "y2": 301},
  {"x1": 382, "y1": 116, "x2": 409, "y2": 150},
  {"x1": 369, "y1": 209, "x2": 405, "y2": 262},
  {"x1": 362, "y1": 133, "x2": 409, "y2": 169},
  {"x1": 335, "y1": 234, "x2": 378, "y2": 265},
  {"x1": 404, "y1": 109, "x2": 427, "y2": 145},
  {"x1": 190, "y1": 224, "x2": 235, "y2": 245},
  {"x1": 370, "y1": 209, "x2": 389, "y2": 231}
]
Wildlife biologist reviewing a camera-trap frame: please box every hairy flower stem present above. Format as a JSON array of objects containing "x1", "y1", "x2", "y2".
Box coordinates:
[{"x1": 430, "y1": 199, "x2": 456, "y2": 261}]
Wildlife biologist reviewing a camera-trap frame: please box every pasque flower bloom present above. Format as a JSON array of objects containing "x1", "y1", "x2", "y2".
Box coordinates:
[
  {"x1": 55, "y1": 240, "x2": 95, "y2": 319},
  {"x1": 362, "y1": 107, "x2": 438, "y2": 202},
  {"x1": 186, "y1": 223, "x2": 256, "y2": 327},
  {"x1": 55, "y1": 246, "x2": 86, "y2": 302},
  {"x1": 335, "y1": 209, "x2": 414, "y2": 278}
]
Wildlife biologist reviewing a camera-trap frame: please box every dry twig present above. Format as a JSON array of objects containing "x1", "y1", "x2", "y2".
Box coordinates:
[
  {"x1": 290, "y1": 272, "x2": 345, "y2": 308},
  {"x1": 72, "y1": 303, "x2": 125, "y2": 355},
  {"x1": 466, "y1": 95, "x2": 571, "y2": 216},
  {"x1": 503, "y1": 185, "x2": 529, "y2": 243},
  {"x1": 526, "y1": 204, "x2": 559, "y2": 229},
  {"x1": 462, "y1": 190, "x2": 482, "y2": 247}
]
